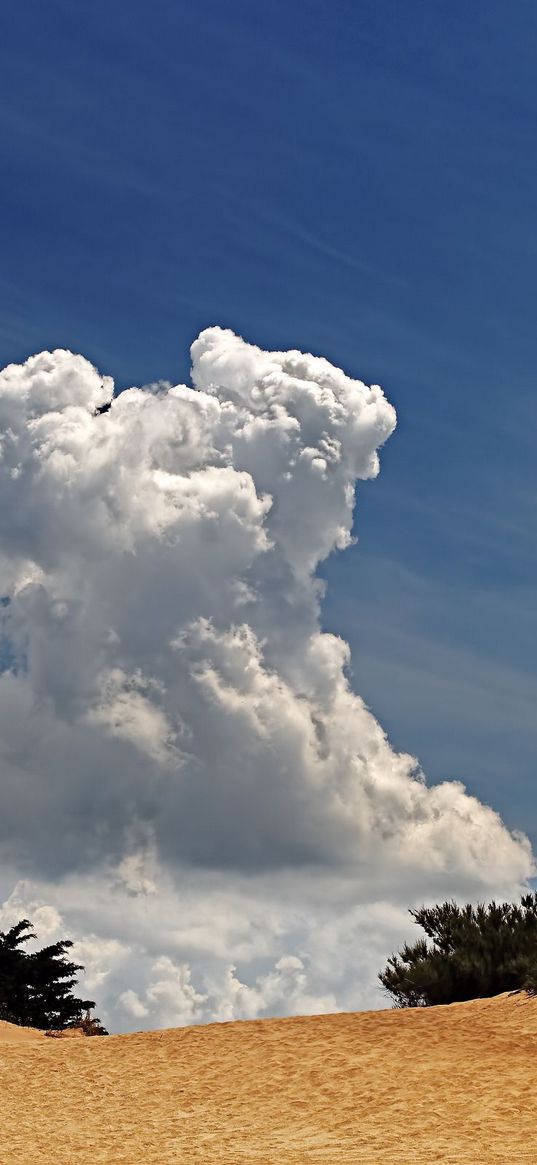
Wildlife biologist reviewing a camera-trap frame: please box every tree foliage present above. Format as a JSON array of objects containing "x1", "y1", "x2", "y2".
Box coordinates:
[
  {"x1": 379, "y1": 895, "x2": 537, "y2": 1008},
  {"x1": 0, "y1": 919, "x2": 107, "y2": 1033}
]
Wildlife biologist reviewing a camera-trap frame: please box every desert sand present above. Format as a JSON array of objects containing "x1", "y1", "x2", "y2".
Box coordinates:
[{"x1": 1, "y1": 992, "x2": 537, "y2": 1164}]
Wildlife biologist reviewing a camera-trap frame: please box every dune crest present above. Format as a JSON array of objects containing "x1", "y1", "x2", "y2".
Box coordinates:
[
  {"x1": 0, "y1": 1019, "x2": 43, "y2": 1043},
  {"x1": 2, "y1": 993, "x2": 537, "y2": 1163}
]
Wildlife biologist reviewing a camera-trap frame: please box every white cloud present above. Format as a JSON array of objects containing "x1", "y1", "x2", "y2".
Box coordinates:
[
  {"x1": 118, "y1": 989, "x2": 149, "y2": 1020},
  {"x1": 206, "y1": 955, "x2": 338, "y2": 1022},
  {"x1": 117, "y1": 951, "x2": 334, "y2": 1029},
  {"x1": 0, "y1": 327, "x2": 533, "y2": 1030},
  {"x1": 0, "y1": 882, "x2": 63, "y2": 944},
  {"x1": 71, "y1": 936, "x2": 127, "y2": 991}
]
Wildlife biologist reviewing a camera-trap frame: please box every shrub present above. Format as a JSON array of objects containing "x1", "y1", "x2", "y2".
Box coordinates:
[
  {"x1": 0, "y1": 919, "x2": 107, "y2": 1033},
  {"x1": 379, "y1": 894, "x2": 537, "y2": 1007}
]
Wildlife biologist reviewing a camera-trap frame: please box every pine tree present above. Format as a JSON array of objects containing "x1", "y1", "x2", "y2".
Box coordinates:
[
  {"x1": 0, "y1": 919, "x2": 107, "y2": 1032},
  {"x1": 379, "y1": 894, "x2": 537, "y2": 1007}
]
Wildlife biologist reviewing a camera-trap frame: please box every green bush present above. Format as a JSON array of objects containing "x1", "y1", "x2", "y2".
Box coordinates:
[
  {"x1": 379, "y1": 894, "x2": 537, "y2": 1007},
  {"x1": 0, "y1": 919, "x2": 107, "y2": 1032}
]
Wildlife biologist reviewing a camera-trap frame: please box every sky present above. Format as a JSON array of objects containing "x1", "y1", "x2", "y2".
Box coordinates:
[{"x1": 0, "y1": 1, "x2": 536, "y2": 1030}]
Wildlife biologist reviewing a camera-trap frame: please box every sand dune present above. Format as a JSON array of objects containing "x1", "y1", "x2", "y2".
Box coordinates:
[
  {"x1": 2, "y1": 992, "x2": 537, "y2": 1163},
  {"x1": 0, "y1": 1019, "x2": 43, "y2": 1043}
]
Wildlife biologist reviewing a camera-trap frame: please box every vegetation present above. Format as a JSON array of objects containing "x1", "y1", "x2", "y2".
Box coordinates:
[
  {"x1": 379, "y1": 894, "x2": 537, "y2": 1008},
  {"x1": 0, "y1": 919, "x2": 107, "y2": 1033}
]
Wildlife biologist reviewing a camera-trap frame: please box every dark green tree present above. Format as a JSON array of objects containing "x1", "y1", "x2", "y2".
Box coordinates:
[
  {"x1": 0, "y1": 919, "x2": 107, "y2": 1033},
  {"x1": 379, "y1": 894, "x2": 537, "y2": 1008}
]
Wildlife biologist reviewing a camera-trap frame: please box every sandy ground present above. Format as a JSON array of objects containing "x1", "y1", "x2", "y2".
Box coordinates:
[
  {"x1": 1, "y1": 992, "x2": 537, "y2": 1164},
  {"x1": 0, "y1": 1019, "x2": 43, "y2": 1043}
]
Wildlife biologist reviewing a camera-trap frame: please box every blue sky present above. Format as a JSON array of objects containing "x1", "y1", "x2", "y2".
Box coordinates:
[{"x1": 2, "y1": 0, "x2": 536, "y2": 844}]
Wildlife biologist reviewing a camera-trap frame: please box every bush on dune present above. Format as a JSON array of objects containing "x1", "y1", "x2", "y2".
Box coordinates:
[
  {"x1": 379, "y1": 894, "x2": 537, "y2": 1007},
  {"x1": 0, "y1": 919, "x2": 107, "y2": 1033}
]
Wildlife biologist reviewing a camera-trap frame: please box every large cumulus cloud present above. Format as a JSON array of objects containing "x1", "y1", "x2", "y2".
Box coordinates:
[{"x1": 0, "y1": 328, "x2": 532, "y2": 1029}]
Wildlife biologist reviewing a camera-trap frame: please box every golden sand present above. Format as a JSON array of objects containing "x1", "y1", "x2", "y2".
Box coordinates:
[
  {"x1": 2, "y1": 992, "x2": 537, "y2": 1163},
  {"x1": 0, "y1": 1019, "x2": 42, "y2": 1043}
]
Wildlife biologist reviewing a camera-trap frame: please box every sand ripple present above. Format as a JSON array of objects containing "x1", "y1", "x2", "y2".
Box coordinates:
[{"x1": 2, "y1": 992, "x2": 537, "y2": 1163}]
